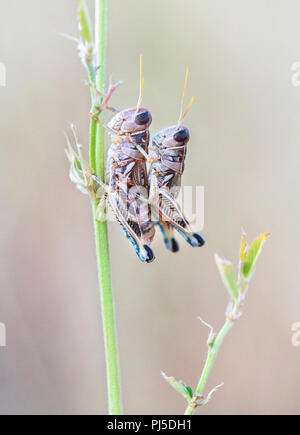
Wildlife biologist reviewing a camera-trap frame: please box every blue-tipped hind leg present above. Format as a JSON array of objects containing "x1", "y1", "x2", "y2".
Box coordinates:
[
  {"x1": 174, "y1": 228, "x2": 205, "y2": 248},
  {"x1": 191, "y1": 232, "x2": 205, "y2": 247},
  {"x1": 143, "y1": 244, "x2": 155, "y2": 263},
  {"x1": 158, "y1": 223, "x2": 180, "y2": 253},
  {"x1": 117, "y1": 218, "x2": 155, "y2": 263},
  {"x1": 170, "y1": 237, "x2": 180, "y2": 252}
]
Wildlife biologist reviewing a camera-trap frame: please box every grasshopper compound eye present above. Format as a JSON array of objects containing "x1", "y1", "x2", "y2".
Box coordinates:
[
  {"x1": 135, "y1": 110, "x2": 151, "y2": 126},
  {"x1": 174, "y1": 127, "x2": 189, "y2": 143}
]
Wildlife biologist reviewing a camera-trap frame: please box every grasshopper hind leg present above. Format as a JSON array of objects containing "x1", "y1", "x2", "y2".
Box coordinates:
[
  {"x1": 191, "y1": 232, "x2": 205, "y2": 247},
  {"x1": 174, "y1": 227, "x2": 205, "y2": 248},
  {"x1": 109, "y1": 199, "x2": 155, "y2": 263},
  {"x1": 171, "y1": 238, "x2": 180, "y2": 252},
  {"x1": 143, "y1": 244, "x2": 155, "y2": 263},
  {"x1": 158, "y1": 222, "x2": 180, "y2": 253},
  {"x1": 119, "y1": 222, "x2": 155, "y2": 263},
  {"x1": 126, "y1": 233, "x2": 155, "y2": 263},
  {"x1": 155, "y1": 189, "x2": 205, "y2": 250}
]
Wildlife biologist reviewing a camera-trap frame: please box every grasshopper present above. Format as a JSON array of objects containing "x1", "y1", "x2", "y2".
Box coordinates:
[
  {"x1": 145, "y1": 69, "x2": 205, "y2": 252},
  {"x1": 89, "y1": 58, "x2": 155, "y2": 263}
]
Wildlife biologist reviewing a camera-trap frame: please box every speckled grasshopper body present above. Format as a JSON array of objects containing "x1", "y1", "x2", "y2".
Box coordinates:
[
  {"x1": 104, "y1": 106, "x2": 155, "y2": 263},
  {"x1": 148, "y1": 70, "x2": 205, "y2": 252},
  {"x1": 93, "y1": 58, "x2": 155, "y2": 263}
]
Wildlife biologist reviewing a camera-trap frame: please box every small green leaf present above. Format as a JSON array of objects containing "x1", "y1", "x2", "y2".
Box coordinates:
[
  {"x1": 161, "y1": 372, "x2": 192, "y2": 402},
  {"x1": 77, "y1": 0, "x2": 93, "y2": 43},
  {"x1": 240, "y1": 232, "x2": 270, "y2": 279},
  {"x1": 184, "y1": 385, "x2": 194, "y2": 400},
  {"x1": 215, "y1": 254, "x2": 239, "y2": 300}
]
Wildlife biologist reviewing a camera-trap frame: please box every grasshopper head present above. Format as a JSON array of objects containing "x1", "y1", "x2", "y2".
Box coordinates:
[{"x1": 108, "y1": 107, "x2": 152, "y2": 135}]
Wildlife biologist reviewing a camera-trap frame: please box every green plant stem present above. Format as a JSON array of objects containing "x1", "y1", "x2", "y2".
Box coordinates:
[
  {"x1": 184, "y1": 316, "x2": 235, "y2": 415},
  {"x1": 89, "y1": 119, "x2": 97, "y2": 169},
  {"x1": 95, "y1": 0, "x2": 107, "y2": 179},
  {"x1": 92, "y1": 203, "x2": 122, "y2": 415},
  {"x1": 88, "y1": 0, "x2": 122, "y2": 415}
]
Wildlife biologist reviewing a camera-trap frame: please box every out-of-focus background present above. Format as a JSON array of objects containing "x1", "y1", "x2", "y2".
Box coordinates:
[{"x1": 0, "y1": 0, "x2": 300, "y2": 415}]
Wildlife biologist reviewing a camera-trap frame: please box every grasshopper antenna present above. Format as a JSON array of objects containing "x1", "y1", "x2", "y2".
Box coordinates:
[
  {"x1": 177, "y1": 67, "x2": 194, "y2": 126},
  {"x1": 99, "y1": 80, "x2": 123, "y2": 113},
  {"x1": 136, "y1": 55, "x2": 145, "y2": 113},
  {"x1": 90, "y1": 80, "x2": 123, "y2": 123}
]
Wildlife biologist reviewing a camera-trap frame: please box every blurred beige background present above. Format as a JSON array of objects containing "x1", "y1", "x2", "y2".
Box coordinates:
[{"x1": 0, "y1": 0, "x2": 300, "y2": 415}]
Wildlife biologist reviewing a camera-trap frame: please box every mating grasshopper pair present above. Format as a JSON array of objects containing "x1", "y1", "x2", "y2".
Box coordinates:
[{"x1": 68, "y1": 60, "x2": 205, "y2": 263}]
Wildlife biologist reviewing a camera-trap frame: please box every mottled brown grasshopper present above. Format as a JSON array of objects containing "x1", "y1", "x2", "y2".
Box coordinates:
[
  {"x1": 90, "y1": 58, "x2": 156, "y2": 263},
  {"x1": 146, "y1": 69, "x2": 205, "y2": 252}
]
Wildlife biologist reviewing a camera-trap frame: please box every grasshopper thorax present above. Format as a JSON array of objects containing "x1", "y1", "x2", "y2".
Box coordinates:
[{"x1": 108, "y1": 107, "x2": 152, "y2": 135}]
